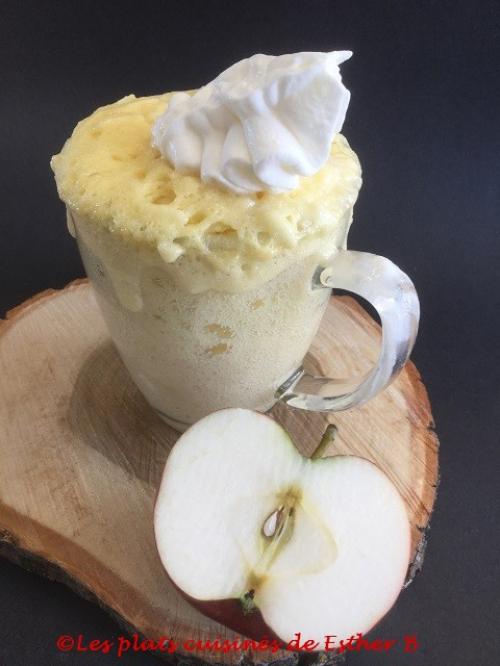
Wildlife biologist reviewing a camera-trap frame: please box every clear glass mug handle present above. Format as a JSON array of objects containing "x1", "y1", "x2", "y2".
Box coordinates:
[{"x1": 276, "y1": 250, "x2": 420, "y2": 411}]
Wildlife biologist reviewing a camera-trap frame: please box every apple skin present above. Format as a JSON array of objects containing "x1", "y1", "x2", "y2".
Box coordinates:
[
  {"x1": 159, "y1": 516, "x2": 410, "y2": 651},
  {"x1": 183, "y1": 594, "x2": 283, "y2": 645},
  {"x1": 169, "y1": 574, "x2": 408, "y2": 652}
]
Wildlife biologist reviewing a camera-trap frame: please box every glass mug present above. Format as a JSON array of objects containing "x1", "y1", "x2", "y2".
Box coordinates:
[{"x1": 71, "y1": 210, "x2": 419, "y2": 432}]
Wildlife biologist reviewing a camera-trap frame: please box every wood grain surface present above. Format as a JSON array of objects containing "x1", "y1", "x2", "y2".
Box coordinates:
[{"x1": 0, "y1": 280, "x2": 438, "y2": 665}]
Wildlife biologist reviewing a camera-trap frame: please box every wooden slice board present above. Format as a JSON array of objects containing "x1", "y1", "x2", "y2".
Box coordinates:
[{"x1": 0, "y1": 280, "x2": 438, "y2": 664}]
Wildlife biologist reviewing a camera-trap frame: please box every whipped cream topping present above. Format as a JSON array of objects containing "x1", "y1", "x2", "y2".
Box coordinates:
[{"x1": 152, "y1": 51, "x2": 352, "y2": 194}]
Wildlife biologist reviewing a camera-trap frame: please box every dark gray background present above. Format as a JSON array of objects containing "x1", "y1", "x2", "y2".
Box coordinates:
[{"x1": 1, "y1": 1, "x2": 499, "y2": 664}]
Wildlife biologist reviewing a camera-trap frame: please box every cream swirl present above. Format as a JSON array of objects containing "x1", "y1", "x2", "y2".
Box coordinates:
[{"x1": 152, "y1": 51, "x2": 352, "y2": 194}]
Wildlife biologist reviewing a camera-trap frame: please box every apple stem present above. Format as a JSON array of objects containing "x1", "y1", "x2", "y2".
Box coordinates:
[{"x1": 311, "y1": 424, "x2": 337, "y2": 460}]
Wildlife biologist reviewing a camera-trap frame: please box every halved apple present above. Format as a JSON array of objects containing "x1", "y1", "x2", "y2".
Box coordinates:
[{"x1": 154, "y1": 408, "x2": 411, "y2": 646}]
